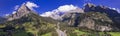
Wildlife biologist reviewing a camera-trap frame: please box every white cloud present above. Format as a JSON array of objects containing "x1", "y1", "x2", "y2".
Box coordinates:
[
  {"x1": 5, "y1": 14, "x2": 10, "y2": 16},
  {"x1": 14, "y1": 5, "x2": 19, "y2": 10},
  {"x1": 26, "y1": 1, "x2": 39, "y2": 10},
  {"x1": 40, "y1": 11, "x2": 53, "y2": 17},
  {"x1": 12, "y1": 11, "x2": 17, "y2": 14},
  {"x1": 58, "y1": 5, "x2": 77, "y2": 12},
  {"x1": 109, "y1": 7, "x2": 120, "y2": 13},
  {"x1": 40, "y1": 5, "x2": 78, "y2": 17},
  {"x1": 40, "y1": 4, "x2": 83, "y2": 20}
]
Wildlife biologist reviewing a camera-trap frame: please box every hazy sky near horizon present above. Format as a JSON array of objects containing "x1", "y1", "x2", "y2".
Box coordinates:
[{"x1": 0, "y1": 0, "x2": 120, "y2": 16}]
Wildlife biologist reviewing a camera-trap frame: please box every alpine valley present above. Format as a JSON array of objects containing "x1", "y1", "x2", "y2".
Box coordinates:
[{"x1": 0, "y1": 2, "x2": 120, "y2": 36}]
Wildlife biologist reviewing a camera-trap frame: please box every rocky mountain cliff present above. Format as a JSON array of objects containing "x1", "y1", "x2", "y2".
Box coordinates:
[
  {"x1": 60, "y1": 3, "x2": 120, "y2": 31},
  {"x1": 61, "y1": 12, "x2": 119, "y2": 31},
  {"x1": 83, "y1": 3, "x2": 120, "y2": 29},
  {"x1": 7, "y1": 3, "x2": 36, "y2": 21}
]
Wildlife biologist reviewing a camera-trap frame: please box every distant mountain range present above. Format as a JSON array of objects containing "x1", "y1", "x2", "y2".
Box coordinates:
[{"x1": 0, "y1": 2, "x2": 120, "y2": 36}]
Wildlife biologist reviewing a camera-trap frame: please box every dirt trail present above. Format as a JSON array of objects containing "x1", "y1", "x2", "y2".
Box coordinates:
[{"x1": 56, "y1": 22, "x2": 67, "y2": 36}]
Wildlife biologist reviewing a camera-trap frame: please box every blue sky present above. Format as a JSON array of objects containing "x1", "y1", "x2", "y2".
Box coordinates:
[{"x1": 0, "y1": 0, "x2": 120, "y2": 16}]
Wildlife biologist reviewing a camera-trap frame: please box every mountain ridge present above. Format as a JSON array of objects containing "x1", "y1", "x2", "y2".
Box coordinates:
[
  {"x1": 6, "y1": 2, "x2": 37, "y2": 21},
  {"x1": 83, "y1": 3, "x2": 120, "y2": 29},
  {"x1": 0, "y1": 3, "x2": 120, "y2": 36}
]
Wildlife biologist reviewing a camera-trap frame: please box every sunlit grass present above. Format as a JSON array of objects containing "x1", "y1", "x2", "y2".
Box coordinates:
[
  {"x1": 41, "y1": 32, "x2": 52, "y2": 36},
  {"x1": 0, "y1": 25, "x2": 5, "y2": 28},
  {"x1": 73, "y1": 30, "x2": 87, "y2": 36},
  {"x1": 109, "y1": 32, "x2": 120, "y2": 36}
]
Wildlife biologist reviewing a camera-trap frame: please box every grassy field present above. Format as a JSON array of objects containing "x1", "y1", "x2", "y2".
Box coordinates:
[
  {"x1": 73, "y1": 30, "x2": 120, "y2": 36},
  {"x1": 41, "y1": 33, "x2": 52, "y2": 36},
  {"x1": 109, "y1": 32, "x2": 120, "y2": 36},
  {"x1": 73, "y1": 30, "x2": 87, "y2": 36},
  {"x1": 13, "y1": 31, "x2": 29, "y2": 36}
]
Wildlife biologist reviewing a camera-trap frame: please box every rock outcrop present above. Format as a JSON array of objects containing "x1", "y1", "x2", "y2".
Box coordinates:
[{"x1": 7, "y1": 3, "x2": 36, "y2": 21}]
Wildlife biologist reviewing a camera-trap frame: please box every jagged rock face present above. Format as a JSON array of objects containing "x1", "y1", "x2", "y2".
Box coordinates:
[
  {"x1": 7, "y1": 3, "x2": 34, "y2": 21},
  {"x1": 79, "y1": 18, "x2": 112, "y2": 31},
  {"x1": 84, "y1": 3, "x2": 120, "y2": 29},
  {"x1": 78, "y1": 18, "x2": 95, "y2": 30},
  {"x1": 80, "y1": 12, "x2": 116, "y2": 31},
  {"x1": 62, "y1": 12, "x2": 115, "y2": 31},
  {"x1": 61, "y1": 12, "x2": 81, "y2": 26},
  {"x1": 83, "y1": 3, "x2": 96, "y2": 12},
  {"x1": 84, "y1": 3, "x2": 120, "y2": 17},
  {"x1": 16, "y1": 3, "x2": 31, "y2": 17}
]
